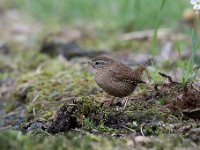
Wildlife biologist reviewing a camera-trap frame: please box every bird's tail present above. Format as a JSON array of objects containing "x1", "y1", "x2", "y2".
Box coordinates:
[
  {"x1": 132, "y1": 58, "x2": 154, "y2": 81},
  {"x1": 143, "y1": 58, "x2": 154, "y2": 67}
]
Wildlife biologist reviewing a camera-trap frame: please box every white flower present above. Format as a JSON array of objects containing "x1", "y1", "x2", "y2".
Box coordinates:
[
  {"x1": 191, "y1": 0, "x2": 200, "y2": 10},
  {"x1": 191, "y1": 0, "x2": 200, "y2": 5}
]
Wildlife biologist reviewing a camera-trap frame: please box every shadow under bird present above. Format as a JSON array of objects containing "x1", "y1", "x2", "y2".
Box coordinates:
[{"x1": 89, "y1": 56, "x2": 151, "y2": 98}]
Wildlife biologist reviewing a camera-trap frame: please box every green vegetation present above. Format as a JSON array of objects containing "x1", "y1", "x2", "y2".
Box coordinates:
[
  {"x1": 2, "y1": 0, "x2": 189, "y2": 30},
  {"x1": 0, "y1": 130, "x2": 131, "y2": 150},
  {"x1": 0, "y1": 129, "x2": 197, "y2": 150},
  {"x1": 151, "y1": 0, "x2": 167, "y2": 54},
  {"x1": 176, "y1": 30, "x2": 199, "y2": 82}
]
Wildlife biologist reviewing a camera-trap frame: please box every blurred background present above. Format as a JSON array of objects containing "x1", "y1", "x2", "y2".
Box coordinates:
[
  {"x1": 0, "y1": 0, "x2": 196, "y2": 62},
  {"x1": 0, "y1": 0, "x2": 189, "y2": 28},
  {"x1": 0, "y1": 0, "x2": 195, "y2": 47},
  {"x1": 0, "y1": 0, "x2": 198, "y2": 79}
]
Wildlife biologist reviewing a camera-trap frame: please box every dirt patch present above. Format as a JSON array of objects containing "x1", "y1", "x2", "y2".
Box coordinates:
[
  {"x1": 141, "y1": 72, "x2": 200, "y2": 120},
  {"x1": 47, "y1": 104, "x2": 79, "y2": 134},
  {"x1": 38, "y1": 96, "x2": 176, "y2": 135}
]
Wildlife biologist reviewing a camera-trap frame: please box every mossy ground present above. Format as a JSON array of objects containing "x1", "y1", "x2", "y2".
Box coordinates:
[{"x1": 0, "y1": 49, "x2": 199, "y2": 149}]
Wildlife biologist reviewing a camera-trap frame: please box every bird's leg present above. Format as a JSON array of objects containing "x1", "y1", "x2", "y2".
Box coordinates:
[
  {"x1": 110, "y1": 96, "x2": 115, "y2": 105},
  {"x1": 123, "y1": 96, "x2": 130, "y2": 108},
  {"x1": 145, "y1": 68, "x2": 152, "y2": 82},
  {"x1": 102, "y1": 96, "x2": 115, "y2": 107}
]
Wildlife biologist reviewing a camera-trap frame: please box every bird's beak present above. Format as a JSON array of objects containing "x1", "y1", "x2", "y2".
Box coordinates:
[{"x1": 88, "y1": 61, "x2": 92, "y2": 66}]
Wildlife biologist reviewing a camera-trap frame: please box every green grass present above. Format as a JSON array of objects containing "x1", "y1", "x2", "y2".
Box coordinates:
[
  {"x1": 3, "y1": 0, "x2": 189, "y2": 30},
  {"x1": 151, "y1": 0, "x2": 167, "y2": 54},
  {"x1": 176, "y1": 30, "x2": 199, "y2": 82},
  {"x1": 186, "y1": 30, "x2": 199, "y2": 81}
]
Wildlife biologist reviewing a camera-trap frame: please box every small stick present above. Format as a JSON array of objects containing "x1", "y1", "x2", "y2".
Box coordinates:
[
  {"x1": 192, "y1": 84, "x2": 200, "y2": 93},
  {"x1": 158, "y1": 72, "x2": 179, "y2": 84},
  {"x1": 140, "y1": 124, "x2": 145, "y2": 136},
  {"x1": 122, "y1": 125, "x2": 136, "y2": 133}
]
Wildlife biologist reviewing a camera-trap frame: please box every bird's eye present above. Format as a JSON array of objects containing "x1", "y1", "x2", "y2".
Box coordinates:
[{"x1": 95, "y1": 61, "x2": 99, "y2": 66}]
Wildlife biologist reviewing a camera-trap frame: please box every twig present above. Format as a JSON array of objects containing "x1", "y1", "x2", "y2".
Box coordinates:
[
  {"x1": 33, "y1": 107, "x2": 36, "y2": 116},
  {"x1": 158, "y1": 72, "x2": 179, "y2": 84},
  {"x1": 72, "y1": 129, "x2": 89, "y2": 135},
  {"x1": 119, "y1": 28, "x2": 171, "y2": 41},
  {"x1": 140, "y1": 124, "x2": 145, "y2": 136},
  {"x1": 192, "y1": 84, "x2": 200, "y2": 93},
  {"x1": 122, "y1": 125, "x2": 136, "y2": 133},
  {"x1": 31, "y1": 93, "x2": 40, "y2": 105},
  {"x1": 0, "y1": 125, "x2": 12, "y2": 130},
  {"x1": 43, "y1": 130, "x2": 54, "y2": 137}
]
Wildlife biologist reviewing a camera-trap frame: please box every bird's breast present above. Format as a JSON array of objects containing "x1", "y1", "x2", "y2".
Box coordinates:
[{"x1": 94, "y1": 70, "x2": 136, "y2": 97}]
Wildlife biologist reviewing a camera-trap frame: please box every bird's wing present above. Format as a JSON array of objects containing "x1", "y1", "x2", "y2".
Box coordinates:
[{"x1": 109, "y1": 63, "x2": 145, "y2": 84}]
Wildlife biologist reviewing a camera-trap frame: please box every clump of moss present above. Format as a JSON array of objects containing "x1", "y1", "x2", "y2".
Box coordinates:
[
  {"x1": 83, "y1": 118, "x2": 116, "y2": 134},
  {"x1": 0, "y1": 55, "x2": 16, "y2": 79},
  {"x1": 5, "y1": 54, "x2": 99, "y2": 122},
  {"x1": 0, "y1": 49, "x2": 50, "y2": 80},
  {"x1": 75, "y1": 96, "x2": 101, "y2": 115},
  {"x1": 46, "y1": 96, "x2": 117, "y2": 134},
  {"x1": 0, "y1": 130, "x2": 131, "y2": 150},
  {"x1": 72, "y1": 96, "x2": 179, "y2": 136},
  {"x1": 150, "y1": 134, "x2": 195, "y2": 150},
  {"x1": 16, "y1": 50, "x2": 50, "y2": 72}
]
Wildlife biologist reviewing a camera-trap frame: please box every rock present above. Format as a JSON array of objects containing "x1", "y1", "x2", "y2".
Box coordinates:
[{"x1": 41, "y1": 41, "x2": 105, "y2": 60}]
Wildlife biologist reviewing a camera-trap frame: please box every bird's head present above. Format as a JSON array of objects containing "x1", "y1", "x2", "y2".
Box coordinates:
[{"x1": 88, "y1": 56, "x2": 114, "y2": 70}]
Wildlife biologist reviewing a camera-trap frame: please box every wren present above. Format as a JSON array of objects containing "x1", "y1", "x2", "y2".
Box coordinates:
[{"x1": 89, "y1": 56, "x2": 151, "y2": 98}]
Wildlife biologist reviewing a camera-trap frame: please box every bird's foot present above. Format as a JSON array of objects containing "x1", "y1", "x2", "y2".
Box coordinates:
[
  {"x1": 101, "y1": 97, "x2": 124, "y2": 107},
  {"x1": 123, "y1": 97, "x2": 130, "y2": 108}
]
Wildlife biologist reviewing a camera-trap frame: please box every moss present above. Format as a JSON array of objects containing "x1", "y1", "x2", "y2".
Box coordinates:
[
  {"x1": 0, "y1": 35, "x2": 198, "y2": 150},
  {"x1": 16, "y1": 50, "x2": 50, "y2": 72},
  {"x1": 0, "y1": 55, "x2": 16, "y2": 79},
  {"x1": 2, "y1": 54, "x2": 98, "y2": 122},
  {"x1": 150, "y1": 134, "x2": 195, "y2": 150},
  {"x1": 83, "y1": 118, "x2": 96, "y2": 130},
  {"x1": 43, "y1": 110, "x2": 53, "y2": 119},
  {"x1": 0, "y1": 130, "x2": 131, "y2": 150},
  {"x1": 75, "y1": 96, "x2": 101, "y2": 115},
  {"x1": 0, "y1": 50, "x2": 50, "y2": 81},
  {"x1": 83, "y1": 118, "x2": 117, "y2": 134},
  {"x1": 0, "y1": 129, "x2": 197, "y2": 150},
  {"x1": 159, "y1": 98, "x2": 167, "y2": 105},
  {"x1": 96, "y1": 121, "x2": 117, "y2": 134},
  {"x1": 4, "y1": 102, "x2": 15, "y2": 113},
  {"x1": 72, "y1": 97, "x2": 180, "y2": 136},
  {"x1": 15, "y1": 57, "x2": 96, "y2": 103}
]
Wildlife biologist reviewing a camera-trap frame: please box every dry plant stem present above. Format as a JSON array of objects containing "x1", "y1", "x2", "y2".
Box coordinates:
[
  {"x1": 158, "y1": 72, "x2": 179, "y2": 84},
  {"x1": 123, "y1": 97, "x2": 129, "y2": 108},
  {"x1": 122, "y1": 125, "x2": 136, "y2": 133},
  {"x1": 140, "y1": 124, "x2": 145, "y2": 136},
  {"x1": 192, "y1": 84, "x2": 200, "y2": 93}
]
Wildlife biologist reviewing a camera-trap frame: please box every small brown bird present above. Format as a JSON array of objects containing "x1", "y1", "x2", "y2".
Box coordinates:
[{"x1": 89, "y1": 56, "x2": 151, "y2": 98}]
